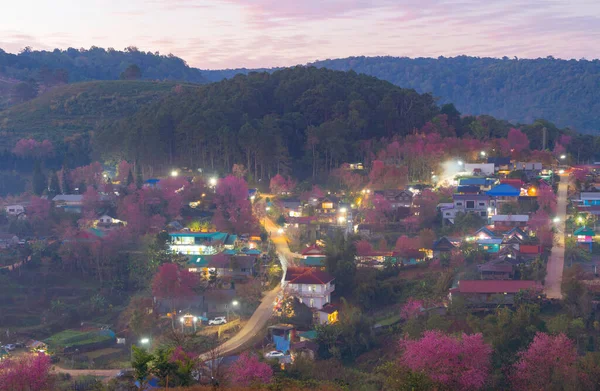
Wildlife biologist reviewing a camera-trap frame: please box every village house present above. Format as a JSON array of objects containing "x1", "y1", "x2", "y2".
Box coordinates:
[
  {"x1": 457, "y1": 178, "x2": 497, "y2": 191},
  {"x1": 477, "y1": 259, "x2": 514, "y2": 280},
  {"x1": 432, "y1": 237, "x2": 457, "y2": 258},
  {"x1": 441, "y1": 194, "x2": 495, "y2": 223},
  {"x1": 52, "y1": 194, "x2": 84, "y2": 213},
  {"x1": 491, "y1": 214, "x2": 529, "y2": 229},
  {"x1": 487, "y1": 157, "x2": 512, "y2": 172},
  {"x1": 486, "y1": 184, "x2": 521, "y2": 206},
  {"x1": 317, "y1": 304, "x2": 339, "y2": 325},
  {"x1": 4, "y1": 204, "x2": 25, "y2": 216},
  {"x1": 95, "y1": 214, "x2": 126, "y2": 228},
  {"x1": 464, "y1": 163, "x2": 495, "y2": 176},
  {"x1": 169, "y1": 232, "x2": 237, "y2": 255},
  {"x1": 579, "y1": 192, "x2": 600, "y2": 206},
  {"x1": 514, "y1": 162, "x2": 543, "y2": 172},
  {"x1": 449, "y1": 280, "x2": 542, "y2": 306},
  {"x1": 282, "y1": 267, "x2": 335, "y2": 310},
  {"x1": 280, "y1": 199, "x2": 302, "y2": 217},
  {"x1": 373, "y1": 189, "x2": 414, "y2": 209},
  {"x1": 300, "y1": 244, "x2": 327, "y2": 269}
]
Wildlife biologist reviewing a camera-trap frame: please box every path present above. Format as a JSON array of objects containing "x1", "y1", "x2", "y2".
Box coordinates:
[{"x1": 545, "y1": 173, "x2": 569, "y2": 299}]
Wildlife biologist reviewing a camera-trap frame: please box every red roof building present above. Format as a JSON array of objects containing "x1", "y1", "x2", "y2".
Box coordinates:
[
  {"x1": 301, "y1": 244, "x2": 325, "y2": 257},
  {"x1": 451, "y1": 280, "x2": 542, "y2": 306},
  {"x1": 519, "y1": 245, "x2": 542, "y2": 255},
  {"x1": 283, "y1": 267, "x2": 335, "y2": 310},
  {"x1": 284, "y1": 267, "x2": 334, "y2": 285}
]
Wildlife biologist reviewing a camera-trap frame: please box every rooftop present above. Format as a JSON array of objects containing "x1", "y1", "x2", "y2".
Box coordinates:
[
  {"x1": 581, "y1": 192, "x2": 600, "y2": 200},
  {"x1": 491, "y1": 215, "x2": 529, "y2": 222},
  {"x1": 487, "y1": 184, "x2": 520, "y2": 197},
  {"x1": 284, "y1": 267, "x2": 334, "y2": 284}
]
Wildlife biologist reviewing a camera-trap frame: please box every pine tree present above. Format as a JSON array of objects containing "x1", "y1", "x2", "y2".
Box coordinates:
[
  {"x1": 127, "y1": 169, "x2": 134, "y2": 186},
  {"x1": 32, "y1": 161, "x2": 46, "y2": 196},
  {"x1": 48, "y1": 171, "x2": 60, "y2": 196},
  {"x1": 61, "y1": 166, "x2": 71, "y2": 194},
  {"x1": 135, "y1": 163, "x2": 143, "y2": 189}
]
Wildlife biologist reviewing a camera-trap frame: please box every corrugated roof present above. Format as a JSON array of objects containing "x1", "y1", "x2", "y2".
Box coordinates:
[
  {"x1": 574, "y1": 227, "x2": 595, "y2": 236},
  {"x1": 458, "y1": 280, "x2": 540, "y2": 293},
  {"x1": 487, "y1": 184, "x2": 520, "y2": 197},
  {"x1": 284, "y1": 267, "x2": 334, "y2": 284}
]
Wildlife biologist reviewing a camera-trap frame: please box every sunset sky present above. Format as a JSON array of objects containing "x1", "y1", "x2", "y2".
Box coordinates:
[{"x1": 1, "y1": 0, "x2": 599, "y2": 69}]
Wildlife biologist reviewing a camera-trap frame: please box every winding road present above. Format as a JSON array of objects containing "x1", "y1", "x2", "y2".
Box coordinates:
[
  {"x1": 545, "y1": 173, "x2": 569, "y2": 299},
  {"x1": 200, "y1": 204, "x2": 296, "y2": 358}
]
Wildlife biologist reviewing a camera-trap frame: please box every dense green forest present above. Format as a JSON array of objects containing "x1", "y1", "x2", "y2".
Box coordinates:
[
  {"x1": 311, "y1": 56, "x2": 600, "y2": 134},
  {"x1": 3, "y1": 47, "x2": 599, "y2": 134},
  {"x1": 95, "y1": 67, "x2": 439, "y2": 178},
  {"x1": 0, "y1": 81, "x2": 181, "y2": 148}
]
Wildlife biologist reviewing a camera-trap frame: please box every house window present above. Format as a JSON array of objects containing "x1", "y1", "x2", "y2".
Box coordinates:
[
  {"x1": 310, "y1": 299, "x2": 315, "y2": 308},
  {"x1": 481, "y1": 212, "x2": 486, "y2": 216},
  {"x1": 456, "y1": 202, "x2": 463, "y2": 206},
  {"x1": 466, "y1": 201, "x2": 475, "y2": 209},
  {"x1": 445, "y1": 212, "x2": 451, "y2": 216},
  {"x1": 309, "y1": 285, "x2": 317, "y2": 292},
  {"x1": 478, "y1": 202, "x2": 485, "y2": 206},
  {"x1": 188, "y1": 268, "x2": 197, "y2": 272}
]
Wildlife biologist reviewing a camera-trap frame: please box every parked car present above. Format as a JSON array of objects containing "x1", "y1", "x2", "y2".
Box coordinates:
[
  {"x1": 264, "y1": 351, "x2": 285, "y2": 359},
  {"x1": 4, "y1": 344, "x2": 16, "y2": 351},
  {"x1": 208, "y1": 316, "x2": 227, "y2": 325}
]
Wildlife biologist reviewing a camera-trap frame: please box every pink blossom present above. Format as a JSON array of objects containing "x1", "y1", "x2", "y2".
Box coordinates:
[{"x1": 229, "y1": 352, "x2": 273, "y2": 386}]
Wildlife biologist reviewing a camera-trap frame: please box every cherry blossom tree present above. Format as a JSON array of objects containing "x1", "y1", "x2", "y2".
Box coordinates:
[
  {"x1": 0, "y1": 352, "x2": 52, "y2": 391},
  {"x1": 152, "y1": 263, "x2": 198, "y2": 310},
  {"x1": 213, "y1": 175, "x2": 257, "y2": 233},
  {"x1": 355, "y1": 240, "x2": 373, "y2": 256},
  {"x1": 368, "y1": 160, "x2": 408, "y2": 190},
  {"x1": 412, "y1": 189, "x2": 440, "y2": 227},
  {"x1": 394, "y1": 235, "x2": 418, "y2": 256},
  {"x1": 400, "y1": 298, "x2": 424, "y2": 320},
  {"x1": 537, "y1": 184, "x2": 557, "y2": 214},
  {"x1": 12, "y1": 138, "x2": 54, "y2": 159},
  {"x1": 418, "y1": 228, "x2": 436, "y2": 249},
  {"x1": 116, "y1": 160, "x2": 134, "y2": 183},
  {"x1": 507, "y1": 128, "x2": 530, "y2": 154},
  {"x1": 27, "y1": 196, "x2": 51, "y2": 221},
  {"x1": 399, "y1": 331, "x2": 492, "y2": 391},
  {"x1": 70, "y1": 162, "x2": 104, "y2": 190},
  {"x1": 332, "y1": 164, "x2": 366, "y2": 192},
  {"x1": 269, "y1": 174, "x2": 296, "y2": 194},
  {"x1": 573, "y1": 167, "x2": 590, "y2": 183},
  {"x1": 510, "y1": 333, "x2": 578, "y2": 391},
  {"x1": 229, "y1": 352, "x2": 273, "y2": 386},
  {"x1": 365, "y1": 194, "x2": 391, "y2": 225}
]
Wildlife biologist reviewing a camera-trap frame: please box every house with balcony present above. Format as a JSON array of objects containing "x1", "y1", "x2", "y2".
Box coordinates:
[
  {"x1": 441, "y1": 194, "x2": 495, "y2": 224},
  {"x1": 169, "y1": 232, "x2": 237, "y2": 255},
  {"x1": 282, "y1": 267, "x2": 335, "y2": 310}
]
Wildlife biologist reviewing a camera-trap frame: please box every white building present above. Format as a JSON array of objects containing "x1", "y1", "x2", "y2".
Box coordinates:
[
  {"x1": 464, "y1": 163, "x2": 495, "y2": 176},
  {"x1": 282, "y1": 267, "x2": 335, "y2": 310},
  {"x1": 441, "y1": 194, "x2": 496, "y2": 224},
  {"x1": 4, "y1": 204, "x2": 25, "y2": 216}
]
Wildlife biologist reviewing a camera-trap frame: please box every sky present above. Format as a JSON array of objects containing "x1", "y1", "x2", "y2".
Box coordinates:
[{"x1": 1, "y1": 0, "x2": 599, "y2": 69}]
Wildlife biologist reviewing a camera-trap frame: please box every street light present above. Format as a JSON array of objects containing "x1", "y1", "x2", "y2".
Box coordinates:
[
  {"x1": 171, "y1": 170, "x2": 178, "y2": 177},
  {"x1": 132, "y1": 337, "x2": 150, "y2": 361},
  {"x1": 457, "y1": 160, "x2": 463, "y2": 166},
  {"x1": 480, "y1": 151, "x2": 486, "y2": 157},
  {"x1": 560, "y1": 155, "x2": 566, "y2": 160},
  {"x1": 209, "y1": 177, "x2": 217, "y2": 187},
  {"x1": 266, "y1": 206, "x2": 271, "y2": 211},
  {"x1": 228, "y1": 300, "x2": 239, "y2": 320},
  {"x1": 553, "y1": 217, "x2": 560, "y2": 223},
  {"x1": 140, "y1": 338, "x2": 150, "y2": 345}
]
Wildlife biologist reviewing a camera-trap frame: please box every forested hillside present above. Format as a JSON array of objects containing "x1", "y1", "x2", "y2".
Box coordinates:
[
  {"x1": 311, "y1": 56, "x2": 600, "y2": 133},
  {"x1": 0, "y1": 47, "x2": 205, "y2": 110},
  {"x1": 95, "y1": 67, "x2": 439, "y2": 178},
  {"x1": 0, "y1": 80, "x2": 181, "y2": 148}
]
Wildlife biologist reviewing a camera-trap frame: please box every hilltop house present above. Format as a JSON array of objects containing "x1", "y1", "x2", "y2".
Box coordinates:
[
  {"x1": 432, "y1": 237, "x2": 456, "y2": 258},
  {"x1": 282, "y1": 267, "x2": 335, "y2": 310},
  {"x1": 169, "y1": 232, "x2": 237, "y2": 255},
  {"x1": 464, "y1": 163, "x2": 495, "y2": 176},
  {"x1": 487, "y1": 157, "x2": 512, "y2": 172},
  {"x1": 491, "y1": 214, "x2": 529, "y2": 229},
  {"x1": 281, "y1": 199, "x2": 302, "y2": 217}
]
